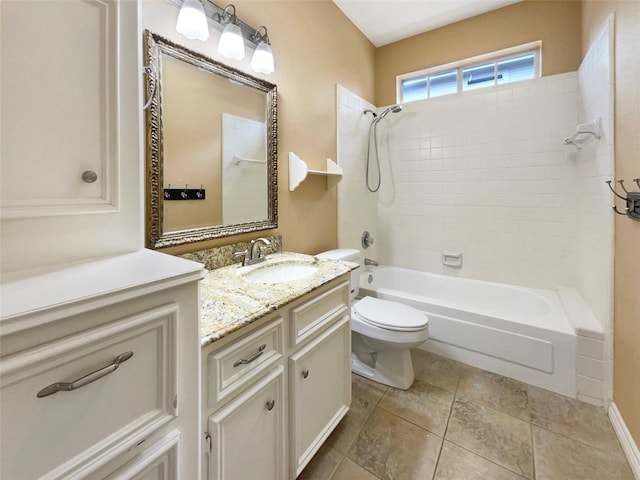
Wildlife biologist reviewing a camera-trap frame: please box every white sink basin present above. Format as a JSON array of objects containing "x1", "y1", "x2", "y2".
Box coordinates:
[{"x1": 242, "y1": 263, "x2": 319, "y2": 283}]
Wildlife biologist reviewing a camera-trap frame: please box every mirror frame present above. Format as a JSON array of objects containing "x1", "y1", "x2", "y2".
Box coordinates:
[{"x1": 143, "y1": 30, "x2": 278, "y2": 249}]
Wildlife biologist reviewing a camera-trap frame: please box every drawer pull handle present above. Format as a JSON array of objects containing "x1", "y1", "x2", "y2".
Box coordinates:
[
  {"x1": 36, "y1": 351, "x2": 134, "y2": 398},
  {"x1": 266, "y1": 399, "x2": 275, "y2": 411},
  {"x1": 301, "y1": 369, "x2": 310, "y2": 379},
  {"x1": 233, "y1": 344, "x2": 266, "y2": 367}
]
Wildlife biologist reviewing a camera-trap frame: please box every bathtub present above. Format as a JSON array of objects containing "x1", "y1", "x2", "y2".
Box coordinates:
[{"x1": 359, "y1": 266, "x2": 578, "y2": 397}]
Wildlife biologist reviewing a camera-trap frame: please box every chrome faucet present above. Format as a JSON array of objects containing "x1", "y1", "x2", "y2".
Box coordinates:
[
  {"x1": 250, "y1": 237, "x2": 271, "y2": 263},
  {"x1": 233, "y1": 238, "x2": 271, "y2": 267},
  {"x1": 364, "y1": 258, "x2": 379, "y2": 266},
  {"x1": 234, "y1": 237, "x2": 272, "y2": 266}
]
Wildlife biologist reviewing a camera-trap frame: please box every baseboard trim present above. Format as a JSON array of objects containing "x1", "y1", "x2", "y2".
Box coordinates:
[{"x1": 609, "y1": 402, "x2": 640, "y2": 479}]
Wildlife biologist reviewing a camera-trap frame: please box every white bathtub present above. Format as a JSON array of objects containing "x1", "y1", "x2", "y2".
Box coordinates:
[{"x1": 359, "y1": 266, "x2": 577, "y2": 397}]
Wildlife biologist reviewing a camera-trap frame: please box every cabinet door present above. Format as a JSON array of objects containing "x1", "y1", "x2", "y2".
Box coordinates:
[
  {"x1": 208, "y1": 366, "x2": 285, "y2": 480},
  {"x1": 1, "y1": 0, "x2": 119, "y2": 216},
  {"x1": 289, "y1": 316, "x2": 351, "y2": 478},
  {"x1": 0, "y1": 0, "x2": 141, "y2": 272}
]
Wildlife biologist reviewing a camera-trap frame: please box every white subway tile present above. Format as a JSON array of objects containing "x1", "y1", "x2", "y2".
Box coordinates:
[
  {"x1": 577, "y1": 355, "x2": 604, "y2": 380},
  {"x1": 576, "y1": 374, "x2": 604, "y2": 400},
  {"x1": 577, "y1": 336, "x2": 604, "y2": 360}
]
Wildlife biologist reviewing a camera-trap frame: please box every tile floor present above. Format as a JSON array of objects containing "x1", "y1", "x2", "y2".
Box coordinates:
[{"x1": 298, "y1": 350, "x2": 635, "y2": 480}]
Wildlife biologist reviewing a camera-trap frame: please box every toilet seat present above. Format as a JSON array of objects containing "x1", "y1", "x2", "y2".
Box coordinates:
[{"x1": 353, "y1": 296, "x2": 428, "y2": 332}]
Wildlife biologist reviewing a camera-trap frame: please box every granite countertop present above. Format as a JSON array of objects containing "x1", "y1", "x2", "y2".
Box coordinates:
[{"x1": 200, "y1": 252, "x2": 358, "y2": 347}]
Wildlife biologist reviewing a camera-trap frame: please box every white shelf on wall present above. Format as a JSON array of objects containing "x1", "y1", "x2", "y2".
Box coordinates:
[{"x1": 288, "y1": 152, "x2": 343, "y2": 191}]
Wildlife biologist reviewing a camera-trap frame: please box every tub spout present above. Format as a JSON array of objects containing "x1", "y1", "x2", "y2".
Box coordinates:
[{"x1": 364, "y1": 258, "x2": 379, "y2": 266}]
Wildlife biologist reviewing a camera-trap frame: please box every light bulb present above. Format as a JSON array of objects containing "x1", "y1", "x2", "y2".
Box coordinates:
[
  {"x1": 176, "y1": 0, "x2": 209, "y2": 41},
  {"x1": 251, "y1": 41, "x2": 274, "y2": 74},
  {"x1": 217, "y1": 23, "x2": 245, "y2": 60}
]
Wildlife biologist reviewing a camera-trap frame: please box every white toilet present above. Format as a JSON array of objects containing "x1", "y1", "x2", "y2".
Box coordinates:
[{"x1": 317, "y1": 249, "x2": 429, "y2": 390}]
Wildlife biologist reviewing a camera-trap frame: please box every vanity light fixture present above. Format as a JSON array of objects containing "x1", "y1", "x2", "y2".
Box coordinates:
[
  {"x1": 174, "y1": 0, "x2": 275, "y2": 74},
  {"x1": 176, "y1": 0, "x2": 209, "y2": 41},
  {"x1": 250, "y1": 26, "x2": 274, "y2": 75},
  {"x1": 216, "y1": 4, "x2": 244, "y2": 60}
]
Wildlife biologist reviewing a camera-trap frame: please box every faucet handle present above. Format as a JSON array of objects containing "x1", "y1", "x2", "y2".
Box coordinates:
[{"x1": 233, "y1": 249, "x2": 249, "y2": 265}]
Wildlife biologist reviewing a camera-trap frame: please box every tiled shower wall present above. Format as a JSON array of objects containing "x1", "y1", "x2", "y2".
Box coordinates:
[
  {"x1": 222, "y1": 114, "x2": 268, "y2": 224},
  {"x1": 374, "y1": 73, "x2": 581, "y2": 290},
  {"x1": 338, "y1": 64, "x2": 611, "y2": 290},
  {"x1": 574, "y1": 18, "x2": 614, "y2": 403},
  {"x1": 336, "y1": 85, "x2": 379, "y2": 258}
]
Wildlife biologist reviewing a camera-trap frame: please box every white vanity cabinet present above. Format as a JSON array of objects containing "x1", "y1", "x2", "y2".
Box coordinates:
[
  {"x1": 203, "y1": 276, "x2": 352, "y2": 480},
  {"x1": 0, "y1": 250, "x2": 205, "y2": 480},
  {"x1": 289, "y1": 316, "x2": 351, "y2": 477}
]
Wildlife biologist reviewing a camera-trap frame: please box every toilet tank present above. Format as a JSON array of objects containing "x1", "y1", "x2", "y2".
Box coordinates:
[{"x1": 316, "y1": 249, "x2": 361, "y2": 300}]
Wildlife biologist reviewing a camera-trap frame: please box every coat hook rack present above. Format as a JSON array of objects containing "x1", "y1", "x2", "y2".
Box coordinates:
[
  {"x1": 606, "y1": 178, "x2": 640, "y2": 221},
  {"x1": 564, "y1": 117, "x2": 602, "y2": 149},
  {"x1": 163, "y1": 184, "x2": 206, "y2": 201}
]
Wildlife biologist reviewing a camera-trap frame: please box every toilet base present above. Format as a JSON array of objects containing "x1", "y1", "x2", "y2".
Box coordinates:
[{"x1": 351, "y1": 349, "x2": 415, "y2": 390}]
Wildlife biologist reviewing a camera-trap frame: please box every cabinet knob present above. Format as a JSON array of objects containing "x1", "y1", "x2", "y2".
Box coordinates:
[
  {"x1": 81, "y1": 170, "x2": 98, "y2": 183},
  {"x1": 301, "y1": 369, "x2": 310, "y2": 379},
  {"x1": 266, "y1": 399, "x2": 275, "y2": 411}
]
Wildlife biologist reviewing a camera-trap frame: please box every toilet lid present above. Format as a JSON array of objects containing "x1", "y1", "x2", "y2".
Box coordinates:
[{"x1": 354, "y1": 296, "x2": 428, "y2": 331}]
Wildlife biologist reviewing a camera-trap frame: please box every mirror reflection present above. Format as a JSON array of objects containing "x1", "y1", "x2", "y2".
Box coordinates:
[{"x1": 144, "y1": 30, "x2": 277, "y2": 249}]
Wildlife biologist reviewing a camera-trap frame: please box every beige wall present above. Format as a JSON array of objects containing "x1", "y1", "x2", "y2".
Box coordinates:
[
  {"x1": 375, "y1": 0, "x2": 582, "y2": 106},
  {"x1": 154, "y1": 0, "x2": 375, "y2": 256},
  {"x1": 582, "y1": 0, "x2": 640, "y2": 446}
]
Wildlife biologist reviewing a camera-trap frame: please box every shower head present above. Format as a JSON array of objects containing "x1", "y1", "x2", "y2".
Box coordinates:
[{"x1": 374, "y1": 104, "x2": 403, "y2": 122}]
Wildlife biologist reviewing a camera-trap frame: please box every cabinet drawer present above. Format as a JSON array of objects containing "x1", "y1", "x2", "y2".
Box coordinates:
[
  {"x1": 290, "y1": 281, "x2": 349, "y2": 346},
  {"x1": 208, "y1": 318, "x2": 283, "y2": 406},
  {"x1": 0, "y1": 304, "x2": 178, "y2": 480}
]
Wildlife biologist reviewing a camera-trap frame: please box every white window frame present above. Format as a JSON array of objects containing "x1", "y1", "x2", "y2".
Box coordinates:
[{"x1": 396, "y1": 41, "x2": 542, "y2": 103}]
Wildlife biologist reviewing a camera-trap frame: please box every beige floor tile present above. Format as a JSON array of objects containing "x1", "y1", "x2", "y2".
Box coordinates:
[
  {"x1": 326, "y1": 374, "x2": 387, "y2": 454},
  {"x1": 527, "y1": 385, "x2": 622, "y2": 454},
  {"x1": 457, "y1": 366, "x2": 529, "y2": 421},
  {"x1": 352, "y1": 372, "x2": 389, "y2": 403},
  {"x1": 533, "y1": 426, "x2": 635, "y2": 480},
  {"x1": 412, "y1": 349, "x2": 462, "y2": 393},
  {"x1": 297, "y1": 443, "x2": 343, "y2": 480},
  {"x1": 330, "y1": 458, "x2": 380, "y2": 480},
  {"x1": 446, "y1": 398, "x2": 533, "y2": 479},
  {"x1": 378, "y1": 380, "x2": 454, "y2": 436},
  {"x1": 348, "y1": 408, "x2": 442, "y2": 480},
  {"x1": 434, "y1": 441, "x2": 527, "y2": 480}
]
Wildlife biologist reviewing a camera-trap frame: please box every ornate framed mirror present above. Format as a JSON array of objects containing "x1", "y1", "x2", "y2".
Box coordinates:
[{"x1": 143, "y1": 30, "x2": 277, "y2": 249}]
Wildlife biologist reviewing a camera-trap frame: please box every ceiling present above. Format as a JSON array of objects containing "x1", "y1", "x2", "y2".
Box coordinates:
[{"x1": 332, "y1": 0, "x2": 522, "y2": 47}]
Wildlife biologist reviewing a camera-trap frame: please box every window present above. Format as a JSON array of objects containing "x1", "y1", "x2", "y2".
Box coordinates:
[{"x1": 397, "y1": 42, "x2": 540, "y2": 103}]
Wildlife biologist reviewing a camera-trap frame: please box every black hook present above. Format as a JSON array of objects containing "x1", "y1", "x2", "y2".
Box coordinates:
[
  {"x1": 605, "y1": 180, "x2": 627, "y2": 200},
  {"x1": 612, "y1": 205, "x2": 628, "y2": 216},
  {"x1": 618, "y1": 179, "x2": 629, "y2": 194}
]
